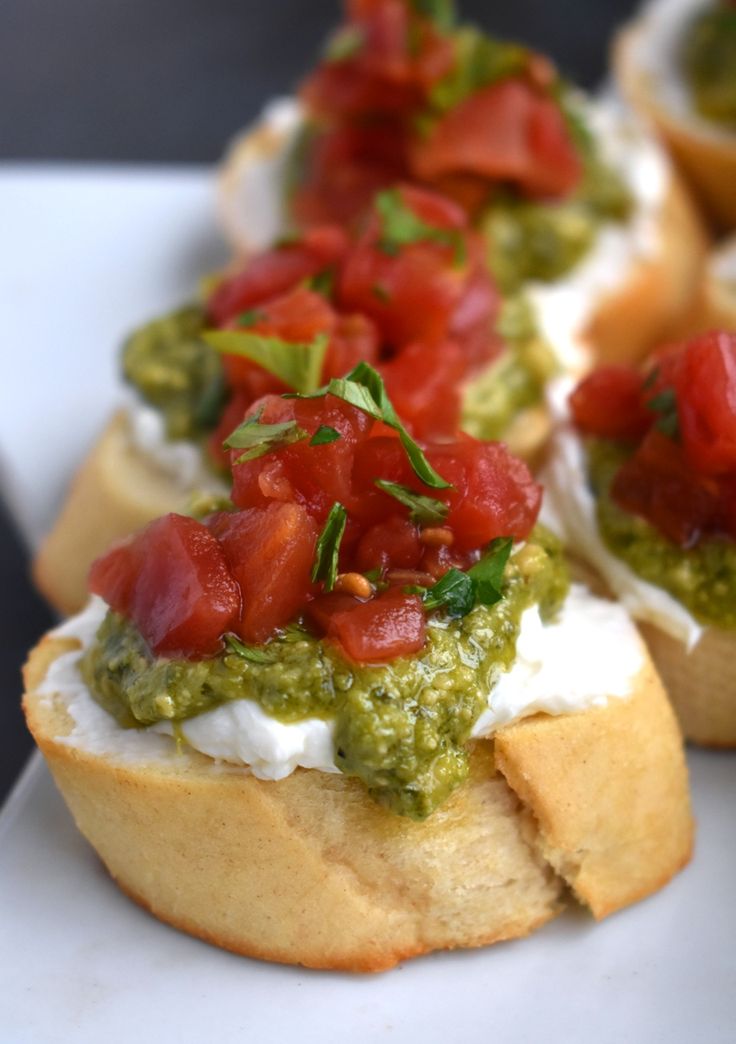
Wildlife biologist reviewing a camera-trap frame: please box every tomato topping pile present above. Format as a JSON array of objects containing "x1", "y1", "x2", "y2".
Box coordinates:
[
  {"x1": 569, "y1": 331, "x2": 736, "y2": 547},
  {"x1": 291, "y1": 0, "x2": 582, "y2": 226},
  {"x1": 91, "y1": 373, "x2": 541, "y2": 662},
  {"x1": 204, "y1": 184, "x2": 501, "y2": 464}
]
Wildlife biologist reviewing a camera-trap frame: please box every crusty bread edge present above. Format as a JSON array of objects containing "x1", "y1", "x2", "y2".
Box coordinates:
[{"x1": 22, "y1": 630, "x2": 693, "y2": 970}]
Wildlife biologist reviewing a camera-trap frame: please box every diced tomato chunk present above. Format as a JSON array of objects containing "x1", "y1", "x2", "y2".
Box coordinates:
[
  {"x1": 323, "y1": 588, "x2": 426, "y2": 662},
  {"x1": 324, "y1": 313, "x2": 381, "y2": 379},
  {"x1": 89, "y1": 515, "x2": 241, "y2": 658},
  {"x1": 381, "y1": 340, "x2": 465, "y2": 438},
  {"x1": 427, "y1": 440, "x2": 541, "y2": 550},
  {"x1": 611, "y1": 431, "x2": 721, "y2": 547},
  {"x1": 676, "y1": 331, "x2": 736, "y2": 477},
  {"x1": 411, "y1": 79, "x2": 582, "y2": 199},
  {"x1": 569, "y1": 366, "x2": 652, "y2": 440},
  {"x1": 211, "y1": 503, "x2": 318, "y2": 644},
  {"x1": 207, "y1": 227, "x2": 348, "y2": 326},
  {"x1": 355, "y1": 516, "x2": 422, "y2": 573}
]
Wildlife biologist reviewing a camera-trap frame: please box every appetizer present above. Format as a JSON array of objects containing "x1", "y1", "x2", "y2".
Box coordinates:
[
  {"x1": 34, "y1": 186, "x2": 554, "y2": 615},
  {"x1": 220, "y1": 0, "x2": 706, "y2": 362},
  {"x1": 24, "y1": 369, "x2": 693, "y2": 970},
  {"x1": 615, "y1": 0, "x2": 736, "y2": 228},
  {"x1": 544, "y1": 330, "x2": 736, "y2": 745},
  {"x1": 685, "y1": 233, "x2": 736, "y2": 332}
]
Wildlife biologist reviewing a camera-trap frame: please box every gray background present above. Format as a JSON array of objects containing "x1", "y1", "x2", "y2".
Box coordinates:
[{"x1": 0, "y1": 0, "x2": 639, "y2": 801}]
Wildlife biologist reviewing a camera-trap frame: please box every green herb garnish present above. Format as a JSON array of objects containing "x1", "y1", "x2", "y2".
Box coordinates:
[
  {"x1": 467, "y1": 537, "x2": 513, "y2": 605},
  {"x1": 411, "y1": 0, "x2": 456, "y2": 31},
  {"x1": 325, "y1": 25, "x2": 365, "y2": 62},
  {"x1": 374, "y1": 189, "x2": 467, "y2": 267},
  {"x1": 305, "y1": 268, "x2": 336, "y2": 298},
  {"x1": 225, "y1": 635, "x2": 279, "y2": 664},
  {"x1": 236, "y1": 309, "x2": 265, "y2": 328},
  {"x1": 312, "y1": 503, "x2": 348, "y2": 592},
  {"x1": 224, "y1": 411, "x2": 307, "y2": 463},
  {"x1": 204, "y1": 330, "x2": 329, "y2": 395},
  {"x1": 375, "y1": 479, "x2": 449, "y2": 525},
  {"x1": 419, "y1": 537, "x2": 513, "y2": 617},
  {"x1": 310, "y1": 425, "x2": 342, "y2": 446},
  {"x1": 305, "y1": 361, "x2": 453, "y2": 490},
  {"x1": 422, "y1": 568, "x2": 475, "y2": 616},
  {"x1": 647, "y1": 387, "x2": 680, "y2": 439}
]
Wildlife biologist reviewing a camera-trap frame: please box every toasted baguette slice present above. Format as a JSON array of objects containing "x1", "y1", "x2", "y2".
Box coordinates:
[
  {"x1": 33, "y1": 412, "x2": 196, "y2": 617},
  {"x1": 638, "y1": 623, "x2": 736, "y2": 747},
  {"x1": 679, "y1": 233, "x2": 736, "y2": 334},
  {"x1": 23, "y1": 633, "x2": 693, "y2": 971},
  {"x1": 614, "y1": 17, "x2": 736, "y2": 230},
  {"x1": 583, "y1": 170, "x2": 707, "y2": 363}
]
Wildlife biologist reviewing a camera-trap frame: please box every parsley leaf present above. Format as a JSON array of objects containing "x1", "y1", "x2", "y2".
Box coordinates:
[
  {"x1": 310, "y1": 425, "x2": 341, "y2": 446},
  {"x1": 223, "y1": 411, "x2": 307, "y2": 463},
  {"x1": 422, "y1": 568, "x2": 475, "y2": 616},
  {"x1": 375, "y1": 479, "x2": 449, "y2": 525},
  {"x1": 411, "y1": 0, "x2": 456, "y2": 31},
  {"x1": 647, "y1": 387, "x2": 680, "y2": 439},
  {"x1": 204, "y1": 330, "x2": 329, "y2": 395},
  {"x1": 468, "y1": 537, "x2": 513, "y2": 606},
  {"x1": 305, "y1": 268, "x2": 336, "y2": 297},
  {"x1": 324, "y1": 25, "x2": 365, "y2": 62},
  {"x1": 225, "y1": 635, "x2": 278, "y2": 663},
  {"x1": 421, "y1": 537, "x2": 513, "y2": 617},
  {"x1": 236, "y1": 309, "x2": 265, "y2": 328},
  {"x1": 374, "y1": 189, "x2": 467, "y2": 267},
  {"x1": 290, "y1": 361, "x2": 452, "y2": 490},
  {"x1": 312, "y1": 503, "x2": 348, "y2": 592}
]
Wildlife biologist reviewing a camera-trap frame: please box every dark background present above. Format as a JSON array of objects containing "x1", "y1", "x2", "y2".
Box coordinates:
[{"x1": 0, "y1": 0, "x2": 639, "y2": 802}]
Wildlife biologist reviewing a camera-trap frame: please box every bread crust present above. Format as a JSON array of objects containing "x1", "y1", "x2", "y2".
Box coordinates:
[
  {"x1": 677, "y1": 234, "x2": 736, "y2": 335},
  {"x1": 638, "y1": 623, "x2": 736, "y2": 748},
  {"x1": 614, "y1": 23, "x2": 736, "y2": 230},
  {"x1": 584, "y1": 170, "x2": 708, "y2": 364},
  {"x1": 22, "y1": 632, "x2": 693, "y2": 971},
  {"x1": 33, "y1": 413, "x2": 198, "y2": 617}
]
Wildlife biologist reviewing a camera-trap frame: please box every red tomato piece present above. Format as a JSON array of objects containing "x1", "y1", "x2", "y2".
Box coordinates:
[
  {"x1": 90, "y1": 515, "x2": 241, "y2": 658},
  {"x1": 569, "y1": 366, "x2": 652, "y2": 440},
  {"x1": 381, "y1": 340, "x2": 465, "y2": 439},
  {"x1": 324, "y1": 313, "x2": 381, "y2": 379},
  {"x1": 291, "y1": 123, "x2": 411, "y2": 230},
  {"x1": 355, "y1": 515, "x2": 422, "y2": 573},
  {"x1": 212, "y1": 503, "x2": 318, "y2": 644},
  {"x1": 427, "y1": 439, "x2": 541, "y2": 550},
  {"x1": 611, "y1": 431, "x2": 721, "y2": 547},
  {"x1": 677, "y1": 331, "x2": 736, "y2": 476},
  {"x1": 411, "y1": 79, "x2": 582, "y2": 199},
  {"x1": 208, "y1": 227, "x2": 348, "y2": 326},
  {"x1": 324, "y1": 588, "x2": 427, "y2": 662},
  {"x1": 337, "y1": 185, "x2": 481, "y2": 350}
]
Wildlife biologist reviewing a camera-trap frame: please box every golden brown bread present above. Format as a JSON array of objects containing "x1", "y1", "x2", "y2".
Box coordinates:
[
  {"x1": 23, "y1": 632, "x2": 693, "y2": 971},
  {"x1": 638, "y1": 623, "x2": 736, "y2": 747},
  {"x1": 33, "y1": 412, "x2": 204, "y2": 616},
  {"x1": 584, "y1": 171, "x2": 708, "y2": 363},
  {"x1": 677, "y1": 234, "x2": 736, "y2": 335},
  {"x1": 614, "y1": 22, "x2": 736, "y2": 230}
]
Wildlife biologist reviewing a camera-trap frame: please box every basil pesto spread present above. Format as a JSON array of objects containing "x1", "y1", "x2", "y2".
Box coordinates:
[
  {"x1": 683, "y1": 3, "x2": 736, "y2": 126},
  {"x1": 588, "y1": 439, "x2": 736, "y2": 627},
  {"x1": 81, "y1": 529, "x2": 568, "y2": 820},
  {"x1": 122, "y1": 305, "x2": 226, "y2": 441},
  {"x1": 461, "y1": 295, "x2": 556, "y2": 440}
]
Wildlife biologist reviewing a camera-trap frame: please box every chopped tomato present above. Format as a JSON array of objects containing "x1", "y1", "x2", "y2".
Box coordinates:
[
  {"x1": 569, "y1": 367, "x2": 652, "y2": 441},
  {"x1": 355, "y1": 515, "x2": 422, "y2": 573},
  {"x1": 676, "y1": 331, "x2": 736, "y2": 476},
  {"x1": 611, "y1": 431, "x2": 721, "y2": 547},
  {"x1": 291, "y1": 124, "x2": 411, "y2": 230},
  {"x1": 324, "y1": 313, "x2": 381, "y2": 379},
  {"x1": 207, "y1": 227, "x2": 348, "y2": 326},
  {"x1": 320, "y1": 588, "x2": 427, "y2": 662},
  {"x1": 381, "y1": 340, "x2": 465, "y2": 439},
  {"x1": 427, "y1": 439, "x2": 541, "y2": 550},
  {"x1": 411, "y1": 79, "x2": 582, "y2": 199},
  {"x1": 337, "y1": 185, "x2": 494, "y2": 355},
  {"x1": 89, "y1": 515, "x2": 240, "y2": 658},
  {"x1": 210, "y1": 503, "x2": 318, "y2": 644}
]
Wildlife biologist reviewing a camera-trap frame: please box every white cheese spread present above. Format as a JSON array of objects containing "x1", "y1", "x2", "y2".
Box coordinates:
[{"x1": 38, "y1": 587, "x2": 644, "y2": 777}]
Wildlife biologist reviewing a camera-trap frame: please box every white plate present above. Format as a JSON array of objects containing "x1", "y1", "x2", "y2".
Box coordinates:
[{"x1": 1, "y1": 168, "x2": 735, "y2": 1043}]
